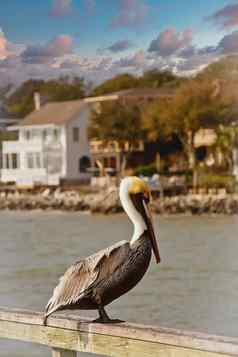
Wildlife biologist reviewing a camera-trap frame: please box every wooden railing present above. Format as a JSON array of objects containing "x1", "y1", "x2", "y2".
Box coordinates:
[{"x1": 0, "y1": 307, "x2": 238, "y2": 356}]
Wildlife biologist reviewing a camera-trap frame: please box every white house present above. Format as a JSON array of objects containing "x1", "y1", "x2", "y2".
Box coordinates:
[{"x1": 1, "y1": 99, "x2": 92, "y2": 186}]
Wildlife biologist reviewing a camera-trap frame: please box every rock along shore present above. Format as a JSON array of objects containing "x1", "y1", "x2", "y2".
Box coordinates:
[{"x1": 0, "y1": 188, "x2": 238, "y2": 215}]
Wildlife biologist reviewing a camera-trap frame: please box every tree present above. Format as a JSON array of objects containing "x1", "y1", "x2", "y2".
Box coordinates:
[
  {"x1": 6, "y1": 76, "x2": 86, "y2": 117},
  {"x1": 92, "y1": 70, "x2": 183, "y2": 97},
  {"x1": 213, "y1": 125, "x2": 238, "y2": 172},
  {"x1": 139, "y1": 69, "x2": 183, "y2": 88},
  {"x1": 88, "y1": 102, "x2": 144, "y2": 174},
  {"x1": 92, "y1": 74, "x2": 139, "y2": 96},
  {"x1": 143, "y1": 78, "x2": 232, "y2": 187}
]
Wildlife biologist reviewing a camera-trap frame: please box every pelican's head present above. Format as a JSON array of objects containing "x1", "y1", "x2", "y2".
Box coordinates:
[{"x1": 120, "y1": 176, "x2": 161, "y2": 264}]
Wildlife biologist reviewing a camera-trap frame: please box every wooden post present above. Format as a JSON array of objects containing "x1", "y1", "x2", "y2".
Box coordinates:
[{"x1": 52, "y1": 348, "x2": 77, "y2": 357}]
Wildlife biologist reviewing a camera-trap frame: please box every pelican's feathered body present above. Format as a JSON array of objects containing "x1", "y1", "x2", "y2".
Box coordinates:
[{"x1": 44, "y1": 177, "x2": 161, "y2": 324}]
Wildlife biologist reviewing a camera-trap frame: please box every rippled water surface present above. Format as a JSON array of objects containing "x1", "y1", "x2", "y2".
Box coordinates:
[{"x1": 0, "y1": 211, "x2": 238, "y2": 356}]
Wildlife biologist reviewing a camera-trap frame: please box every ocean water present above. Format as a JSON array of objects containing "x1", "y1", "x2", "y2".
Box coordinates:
[{"x1": 0, "y1": 211, "x2": 237, "y2": 356}]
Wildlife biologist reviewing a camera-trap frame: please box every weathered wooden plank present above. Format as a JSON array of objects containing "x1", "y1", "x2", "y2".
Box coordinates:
[
  {"x1": 0, "y1": 319, "x2": 234, "y2": 357},
  {"x1": 52, "y1": 348, "x2": 77, "y2": 357},
  {"x1": 0, "y1": 307, "x2": 238, "y2": 356}
]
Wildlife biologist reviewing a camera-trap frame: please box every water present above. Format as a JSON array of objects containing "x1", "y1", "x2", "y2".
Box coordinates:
[{"x1": 0, "y1": 211, "x2": 238, "y2": 356}]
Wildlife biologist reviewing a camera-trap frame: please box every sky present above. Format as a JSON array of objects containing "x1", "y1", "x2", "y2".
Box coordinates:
[{"x1": 0, "y1": 0, "x2": 238, "y2": 87}]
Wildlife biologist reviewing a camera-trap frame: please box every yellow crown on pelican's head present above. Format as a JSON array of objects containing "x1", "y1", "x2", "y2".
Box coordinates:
[{"x1": 128, "y1": 177, "x2": 151, "y2": 200}]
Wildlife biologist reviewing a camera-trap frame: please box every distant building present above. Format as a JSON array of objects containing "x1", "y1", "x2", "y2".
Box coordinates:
[
  {"x1": 1, "y1": 100, "x2": 92, "y2": 186},
  {"x1": 90, "y1": 140, "x2": 144, "y2": 174},
  {"x1": 0, "y1": 88, "x2": 176, "y2": 186},
  {"x1": 88, "y1": 87, "x2": 175, "y2": 174}
]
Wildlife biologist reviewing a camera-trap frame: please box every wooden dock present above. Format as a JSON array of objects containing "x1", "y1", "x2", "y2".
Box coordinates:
[{"x1": 0, "y1": 307, "x2": 238, "y2": 356}]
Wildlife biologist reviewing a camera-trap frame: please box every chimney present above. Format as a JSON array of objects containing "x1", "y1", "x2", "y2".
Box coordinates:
[{"x1": 34, "y1": 92, "x2": 41, "y2": 111}]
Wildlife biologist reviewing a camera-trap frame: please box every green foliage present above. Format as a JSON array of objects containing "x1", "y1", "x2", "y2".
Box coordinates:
[
  {"x1": 6, "y1": 76, "x2": 85, "y2": 117},
  {"x1": 92, "y1": 74, "x2": 139, "y2": 96},
  {"x1": 88, "y1": 102, "x2": 144, "y2": 143},
  {"x1": 134, "y1": 163, "x2": 157, "y2": 177},
  {"x1": 92, "y1": 70, "x2": 181, "y2": 96},
  {"x1": 138, "y1": 69, "x2": 179, "y2": 88},
  {"x1": 142, "y1": 97, "x2": 173, "y2": 141},
  {"x1": 199, "y1": 174, "x2": 236, "y2": 190},
  {"x1": 197, "y1": 55, "x2": 238, "y2": 81},
  {"x1": 144, "y1": 78, "x2": 233, "y2": 148}
]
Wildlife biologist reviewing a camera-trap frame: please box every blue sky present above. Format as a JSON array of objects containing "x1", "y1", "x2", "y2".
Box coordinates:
[{"x1": 0, "y1": 0, "x2": 238, "y2": 86}]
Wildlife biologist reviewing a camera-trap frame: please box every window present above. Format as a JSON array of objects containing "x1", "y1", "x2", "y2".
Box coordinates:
[
  {"x1": 53, "y1": 128, "x2": 60, "y2": 142},
  {"x1": 12, "y1": 153, "x2": 18, "y2": 169},
  {"x1": 43, "y1": 129, "x2": 47, "y2": 141},
  {"x1": 79, "y1": 156, "x2": 90, "y2": 173},
  {"x1": 73, "y1": 127, "x2": 79, "y2": 142},
  {"x1": 3, "y1": 153, "x2": 19, "y2": 169},
  {"x1": 26, "y1": 153, "x2": 34, "y2": 169},
  {"x1": 4, "y1": 154, "x2": 9, "y2": 169},
  {"x1": 25, "y1": 130, "x2": 31, "y2": 140},
  {"x1": 35, "y1": 153, "x2": 41, "y2": 169}
]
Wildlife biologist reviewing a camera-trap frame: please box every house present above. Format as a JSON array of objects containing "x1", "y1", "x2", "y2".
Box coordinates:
[
  {"x1": 0, "y1": 87, "x2": 176, "y2": 186},
  {"x1": 88, "y1": 87, "x2": 175, "y2": 175},
  {"x1": 90, "y1": 140, "x2": 144, "y2": 174},
  {"x1": 1, "y1": 99, "x2": 92, "y2": 186}
]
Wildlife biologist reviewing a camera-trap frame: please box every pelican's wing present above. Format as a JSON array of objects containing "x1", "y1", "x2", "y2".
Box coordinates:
[{"x1": 45, "y1": 240, "x2": 130, "y2": 317}]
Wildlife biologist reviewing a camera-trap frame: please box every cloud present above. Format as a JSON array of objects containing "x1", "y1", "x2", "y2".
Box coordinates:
[
  {"x1": 110, "y1": 0, "x2": 150, "y2": 29},
  {"x1": 207, "y1": 4, "x2": 238, "y2": 29},
  {"x1": 148, "y1": 28, "x2": 193, "y2": 57},
  {"x1": 217, "y1": 30, "x2": 238, "y2": 54},
  {"x1": 0, "y1": 29, "x2": 25, "y2": 61},
  {"x1": 115, "y1": 50, "x2": 148, "y2": 68},
  {"x1": 0, "y1": 29, "x2": 8, "y2": 59},
  {"x1": 49, "y1": 0, "x2": 72, "y2": 18},
  {"x1": 100, "y1": 40, "x2": 134, "y2": 53},
  {"x1": 21, "y1": 35, "x2": 73, "y2": 64}
]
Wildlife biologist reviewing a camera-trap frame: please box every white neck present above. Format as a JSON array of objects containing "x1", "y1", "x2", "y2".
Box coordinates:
[{"x1": 119, "y1": 179, "x2": 146, "y2": 245}]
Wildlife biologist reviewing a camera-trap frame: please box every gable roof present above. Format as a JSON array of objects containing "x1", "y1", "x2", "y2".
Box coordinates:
[
  {"x1": 20, "y1": 100, "x2": 85, "y2": 126},
  {"x1": 110, "y1": 87, "x2": 175, "y2": 98},
  {"x1": 18, "y1": 87, "x2": 175, "y2": 128}
]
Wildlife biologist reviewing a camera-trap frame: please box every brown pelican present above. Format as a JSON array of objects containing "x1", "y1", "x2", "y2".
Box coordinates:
[{"x1": 43, "y1": 176, "x2": 161, "y2": 324}]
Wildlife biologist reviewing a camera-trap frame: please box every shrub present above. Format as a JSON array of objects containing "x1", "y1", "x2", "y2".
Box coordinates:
[
  {"x1": 134, "y1": 163, "x2": 157, "y2": 177},
  {"x1": 199, "y1": 174, "x2": 236, "y2": 191}
]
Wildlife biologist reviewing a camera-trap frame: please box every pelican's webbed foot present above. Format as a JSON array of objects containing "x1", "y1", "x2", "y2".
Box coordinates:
[{"x1": 93, "y1": 306, "x2": 124, "y2": 324}]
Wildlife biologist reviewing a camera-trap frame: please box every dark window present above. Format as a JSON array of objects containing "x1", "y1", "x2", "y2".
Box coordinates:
[
  {"x1": 53, "y1": 128, "x2": 60, "y2": 141},
  {"x1": 27, "y1": 153, "x2": 34, "y2": 169},
  {"x1": 25, "y1": 130, "x2": 31, "y2": 140},
  {"x1": 12, "y1": 153, "x2": 18, "y2": 169},
  {"x1": 79, "y1": 156, "x2": 90, "y2": 173},
  {"x1": 43, "y1": 129, "x2": 47, "y2": 141},
  {"x1": 5, "y1": 154, "x2": 9, "y2": 169},
  {"x1": 73, "y1": 127, "x2": 79, "y2": 142}
]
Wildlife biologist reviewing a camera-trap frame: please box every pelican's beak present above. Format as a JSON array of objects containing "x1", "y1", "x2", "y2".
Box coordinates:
[{"x1": 142, "y1": 198, "x2": 161, "y2": 264}]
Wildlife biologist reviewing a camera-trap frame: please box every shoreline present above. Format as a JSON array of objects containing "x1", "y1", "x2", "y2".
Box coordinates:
[{"x1": 0, "y1": 188, "x2": 237, "y2": 215}]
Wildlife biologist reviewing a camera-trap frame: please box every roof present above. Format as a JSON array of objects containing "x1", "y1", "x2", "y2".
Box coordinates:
[
  {"x1": 17, "y1": 87, "x2": 175, "y2": 127},
  {"x1": 20, "y1": 100, "x2": 85, "y2": 126},
  {"x1": 111, "y1": 87, "x2": 175, "y2": 98},
  {"x1": 85, "y1": 87, "x2": 175, "y2": 103}
]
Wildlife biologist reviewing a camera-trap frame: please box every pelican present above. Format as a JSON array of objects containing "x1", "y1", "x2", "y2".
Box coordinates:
[{"x1": 43, "y1": 176, "x2": 161, "y2": 324}]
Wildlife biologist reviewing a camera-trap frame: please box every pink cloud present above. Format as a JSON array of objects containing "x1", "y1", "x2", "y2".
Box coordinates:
[
  {"x1": 50, "y1": 0, "x2": 72, "y2": 18},
  {"x1": 0, "y1": 30, "x2": 9, "y2": 60},
  {"x1": 22, "y1": 35, "x2": 73, "y2": 64},
  {"x1": 110, "y1": 0, "x2": 149, "y2": 29},
  {"x1": 208, "y1": 4, "x2": 238, "y2": 29},
  {"x1": 218, "y1": 30, "x2": 238, "y2": 54},
  {"x1": 148, "y1": 28, "x2": 193, "y2": 57}
]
